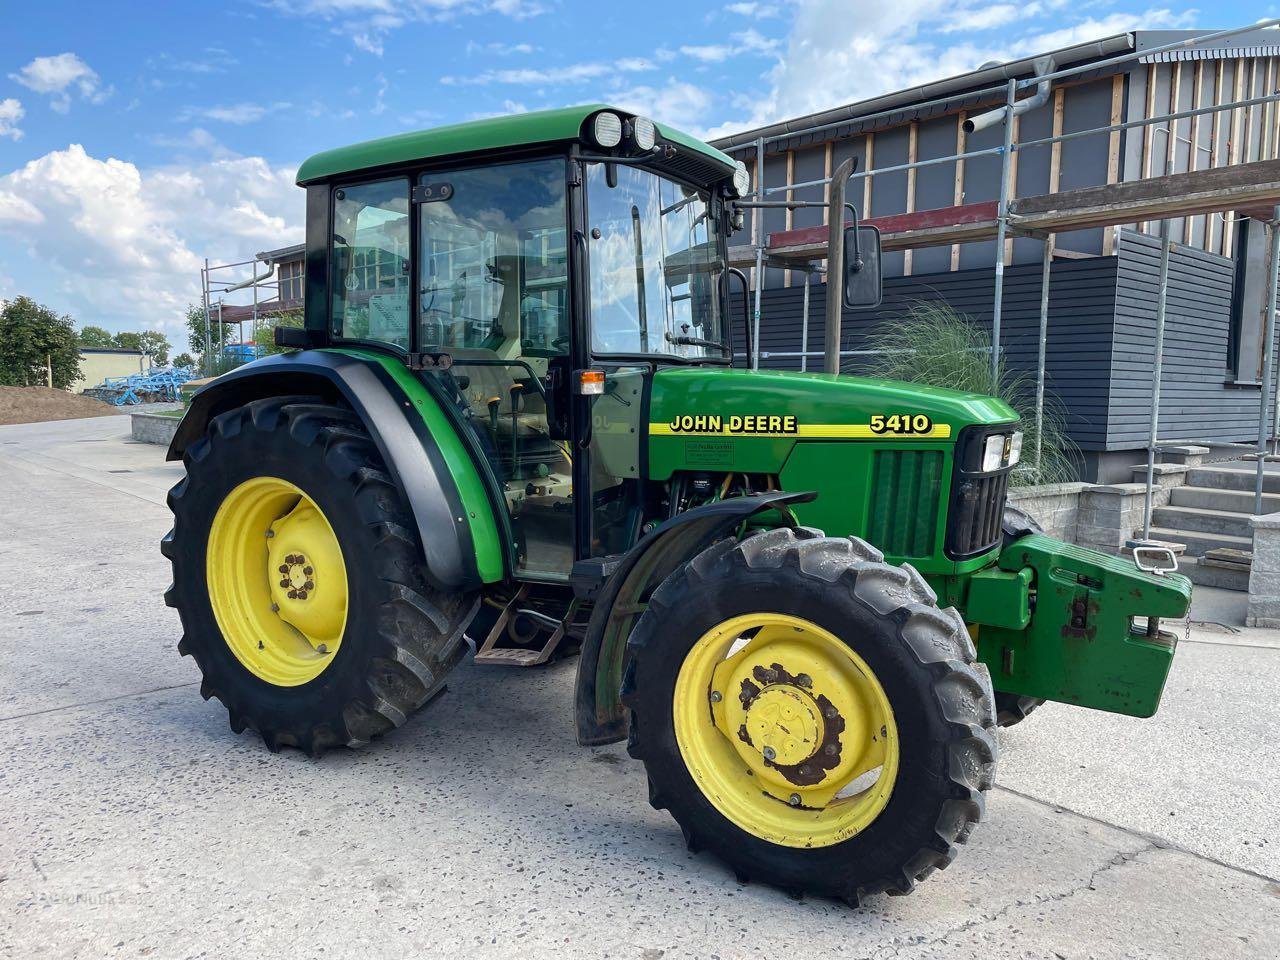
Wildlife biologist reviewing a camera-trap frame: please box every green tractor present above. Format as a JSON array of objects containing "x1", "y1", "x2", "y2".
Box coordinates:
[{"x1": 163, "y1": 104, "x2": 1191, "y2": 903}]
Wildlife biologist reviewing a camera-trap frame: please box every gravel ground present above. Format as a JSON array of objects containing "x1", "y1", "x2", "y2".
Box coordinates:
[{"x1": 2, "y1": 415, "x2": 1278, "y2": 960}]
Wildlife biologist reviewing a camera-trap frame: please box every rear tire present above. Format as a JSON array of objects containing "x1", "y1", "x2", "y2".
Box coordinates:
[
  {"x1": 622, "y1": 527, "x2": 997, "y2": 903},
  {"x1": 163, "y1": 396, "x2": 475, "y2": 754}
]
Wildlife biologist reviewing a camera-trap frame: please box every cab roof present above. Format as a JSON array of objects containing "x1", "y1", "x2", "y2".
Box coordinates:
[{"x1": 295, "y1": 103, "x2": 738, "y2": 186}]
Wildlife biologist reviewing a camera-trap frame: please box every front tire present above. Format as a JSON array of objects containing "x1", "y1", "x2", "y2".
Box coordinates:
[
  {"x1": 622, "y1": 527, "x2": 997, "y2": 903},
  {"x1": 163, "y1": 396, "x2": 475, "y2": 754}
]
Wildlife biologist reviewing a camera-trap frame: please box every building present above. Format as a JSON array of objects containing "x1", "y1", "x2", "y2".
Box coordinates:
[
  {"x1": 74, "y1": 347, "x2": 145, "y2": 392},
  {"x1": 215, "y1": 243, "x2": 305, "y2": 331},
  {"x1": 713, "y1": 27, "x2": 1280, "y2": 482}
]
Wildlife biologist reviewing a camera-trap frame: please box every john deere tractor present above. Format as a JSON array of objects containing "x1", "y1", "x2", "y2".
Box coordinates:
[{"x1": 164, "y1": 105, "x2": 1191, "y2": 903}]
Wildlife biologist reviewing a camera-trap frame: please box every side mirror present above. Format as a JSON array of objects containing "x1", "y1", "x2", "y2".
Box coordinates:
[{"x1": 842, "y1": 225, "x2": 883, "y2": 309}]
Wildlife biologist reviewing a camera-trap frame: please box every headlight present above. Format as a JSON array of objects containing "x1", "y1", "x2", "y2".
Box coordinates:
[
  {"x1": 731, "y1": 161, "x2": 751, "y2": 196},
  {"x1": 591, "y1": 111, "x2": 623, "y2": 148},
  {"x1": 631, "y1": 116, "x2": 656, "y2": 151},
  {"x1": 981, "y1": 431, "x2": 1023, "y2": 471}
]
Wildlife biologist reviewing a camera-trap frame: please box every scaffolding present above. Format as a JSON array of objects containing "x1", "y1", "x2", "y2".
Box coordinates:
[
  {"x1": 729, "y1": 19, "x2": 1280, "y2": 529},
  {"x1": 199, "y1": 254, "x2": 286, "y2": 376}
]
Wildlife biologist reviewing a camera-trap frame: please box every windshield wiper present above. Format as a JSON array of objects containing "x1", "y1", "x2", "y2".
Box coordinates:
[{"x1": 665, "y1": 332, "x2": 729, "y2": 353}]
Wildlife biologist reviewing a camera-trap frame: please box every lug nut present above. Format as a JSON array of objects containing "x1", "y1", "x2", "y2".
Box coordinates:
[
  {"x1": 288, "y1": 589, "x2": 298, "y2": 599},
  {"x1": 796, "y1": 673, "x2": 812, "y2": 688},
  {"x1": 762, "y1": 746, "x2": 777, "y2": 762},
  {"x1": 788, "y1": 793, "x2": 801, "y2": 807},
  {"x1": 279, "y1": 579, "x2": 290, "y2": 588},
  {"x1": 303, "y1": 566, "x2": 314, "y2": 576},
  {"x1": 824, "y1": 707, "x2": 837, "y2": 720},
  {"x1": 265, "y1": 530, "x2": 274, "y2": 539},
  {"x1": 824, "y1": 743, "x2": 838, "y2": 756},
  {"x1": 278, "y1": 564, "x2": 289, "y2": 574},
  {"x1": 303, "y1": 580, "x2": 315, "y2": 591},
  {"x1": 799, "y1": 764, "x2": 811, "y2": 776},
  {"x1": 709, "y1": 691, "x2": 722, "y2": 703},
  {"x1": 317, "y1": 643, "x2": 328, "y2": 654},
  {"x1": 296, "y1": 591, "x2": 308, "y2": 600}
]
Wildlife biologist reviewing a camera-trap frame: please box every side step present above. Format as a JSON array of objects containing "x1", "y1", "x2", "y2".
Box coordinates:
[{"x1": 473, "y1": 586, "x2": 575, "y2": 667}]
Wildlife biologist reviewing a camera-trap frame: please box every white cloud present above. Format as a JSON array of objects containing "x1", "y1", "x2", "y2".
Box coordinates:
[
  {"x1": 611, "y1": 81, "x2": 717, "y2": 137},
  {"x1": 442, "y1": 58, "x2": 655, "y2": 86},
  {"x1": 0, "y1": 145, "x2": 301, "y2": 335},
  {"x1": 725, "y1": 1, "x2": 782, "y2": 16},
  {"x1": 9, "y1": 53, "x2": 111, "y2": 113},
  {"x1": 0, "y1": 99, "x2": 23, "y2": 141},
  {"x1": 939, "y1": 3, "x2": 1024, "y2": 32},
  {"x1": 269, "y1": 0, "x2": 549, "y2": 53},
  {"x1": 182, "y1": 101, "x2": 293, "y2": 125},
  {"x1": 465, "y1": 40, "x2": 536, "y2": 55},
  {"x1": 681, "y1": 44, "x2": 734, "y2": 63},
  {"x1": 705, "y1": 1, "x2": 1202, "y2": 139}
]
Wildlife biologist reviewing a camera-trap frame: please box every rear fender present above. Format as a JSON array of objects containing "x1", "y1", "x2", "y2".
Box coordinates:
[
  {"x1": 169, "y1": 349, "x2": 507, "y2": 592},
  {"x1": 574, "y1": 491, "x2": 816, "y2": 746}
]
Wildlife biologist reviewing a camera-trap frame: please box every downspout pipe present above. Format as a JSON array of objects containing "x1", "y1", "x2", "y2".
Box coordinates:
[
  {"x1": 964, "y1": 57, "x2": 1056, "y2": 134},
  {"x1": 222, "y1": 259, "x2": 276, "y2": 293}
]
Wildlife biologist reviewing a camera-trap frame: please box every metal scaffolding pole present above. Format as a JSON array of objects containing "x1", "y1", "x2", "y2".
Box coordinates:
[
  {"x1": 989, "y1": 79, "x2": 1017, "y2": 388},
  {"x1": 1141, "y1": 225, "x2": 1173, "y2": 541},
  {"x1": 1254, "y1": 208, "x2": 1280, "y2": 514},
  {"x1": 1035, "y1": 236, "x2": 1053, "y2": 478},
  {"x1": 800, "y1": 268, "x2": 812, "y2": 373},
  {"x1": 201, "y1": 258, "x2": 213, "y2": 378},
  {"x1": 751, "y1": 136, "x2": 765, "y2": 369}
]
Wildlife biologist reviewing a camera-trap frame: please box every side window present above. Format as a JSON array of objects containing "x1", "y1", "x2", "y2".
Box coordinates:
[{"x1": 331, "y1": 178, "x2": 410, "y2": 350}]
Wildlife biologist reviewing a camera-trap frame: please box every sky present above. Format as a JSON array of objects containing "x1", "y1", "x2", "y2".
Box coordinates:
[{"x1": 0, "y1": 0, "x2": 1273, "y2": 342}]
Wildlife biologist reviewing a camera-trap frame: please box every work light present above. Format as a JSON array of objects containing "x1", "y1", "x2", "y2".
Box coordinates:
[
  {"x1": 631, "y1": 116, "x2": 656, "y2": 151},
  {"x1": 591, "y1": 111, "x2": 623, "y2": 148},
  {"x1": 731, "y1": 161, "x2": 751, "y2": 196},
  {"x1": 981, "y1": 431, "x2": 1023, "y2": 471}
]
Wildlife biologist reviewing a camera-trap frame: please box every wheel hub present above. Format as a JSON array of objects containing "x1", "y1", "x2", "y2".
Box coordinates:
[
  {"x1": 206, "y1": 477, "x2": 348, "y2": 687},
  {"x1": 674, "y1": 613, "x2": 899, "y2": 848}
]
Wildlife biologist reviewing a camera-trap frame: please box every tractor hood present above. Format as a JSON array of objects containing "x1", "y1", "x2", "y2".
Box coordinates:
[{"x1": 645, "y1": 366, "x2": 1018, "y2": 481}]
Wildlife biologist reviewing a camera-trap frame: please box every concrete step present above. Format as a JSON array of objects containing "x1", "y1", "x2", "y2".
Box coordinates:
[
  {"x1": 1186, "y1": 466, "x2": 1280, "y2": 493},
  {"x1": 1144, "y1": 526, "x2": 1252, "y2": 558},
  {"x1": 1149, "y1": 505, "x2": 1254, "y2": 538},
  {"x1": 1169, "y1": 486, "x2": 1280, "y2": 513},
  {"x1": 1180, "y1": 556, "x2": 1250, "y2": 592}
]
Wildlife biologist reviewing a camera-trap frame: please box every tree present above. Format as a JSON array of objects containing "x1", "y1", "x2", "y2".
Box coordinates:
[
  {"x1": 0, "y1": 296, "x2": 82, "y2": 389},
  {"x1": 79, "y1": 324, "x2": 115, "y2": 348},
  {"x1": 185, "y1": 302, "x2": 228, "y2": 372},
  {"x1": 172, "y1": 352, "x2": 195, "y2": 369},
  {"x1": 253, "y1": 309, "x2": 304, "y2": 358},
  {"x1": 111, "y1": 330, "x2": 171, "y2": 365}
]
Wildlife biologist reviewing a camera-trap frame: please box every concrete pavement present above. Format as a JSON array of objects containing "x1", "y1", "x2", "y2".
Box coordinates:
[{"x1": 2, "y1": 415, "x2": 1278, "y2": 960}]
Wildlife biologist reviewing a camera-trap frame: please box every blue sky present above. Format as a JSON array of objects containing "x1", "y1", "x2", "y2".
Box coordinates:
[{"x1": 0, "y1": 0, "x2": 1272, "y2": 340}]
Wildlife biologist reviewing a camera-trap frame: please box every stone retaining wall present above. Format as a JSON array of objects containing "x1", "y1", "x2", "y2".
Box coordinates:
[{"x1": 131, "y1": 412, "x2": 180, "y2": 446}]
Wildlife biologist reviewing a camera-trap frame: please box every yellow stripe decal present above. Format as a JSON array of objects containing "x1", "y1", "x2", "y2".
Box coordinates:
[{"x1": 649, "y1": 422, "x2": 951, "y2": 439}]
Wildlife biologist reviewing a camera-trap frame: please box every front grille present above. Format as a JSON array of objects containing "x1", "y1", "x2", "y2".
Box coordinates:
[
  {"x1": 945, "y1": 471, "x2": 1010, "y2": 558},
  {"x1": 866, "y1": 450, "x2": 945, "y2": 557}
]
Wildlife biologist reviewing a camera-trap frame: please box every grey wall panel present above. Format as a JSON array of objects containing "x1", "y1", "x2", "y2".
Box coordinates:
[
  {"x1": 734, "y1": 257, "x2": 1122, "y2": 449},
  {"x1": 1108, "y1": 230, "x2": 1263, "y2": 448}
]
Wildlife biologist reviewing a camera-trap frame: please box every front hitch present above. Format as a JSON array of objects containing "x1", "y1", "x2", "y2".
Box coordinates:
[{"x1": 972, "y1": 534, "x2": 1193, "y2": 718}]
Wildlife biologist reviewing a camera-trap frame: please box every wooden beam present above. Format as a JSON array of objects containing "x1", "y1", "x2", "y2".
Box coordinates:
[
  {"x1": 904, "y1": 121, "x2": 918, "y2": 275},
  {"x1": 1226, "y1": 59, "x2": 1246, "y2": 254},
  {"x1": 746, "y1": 159, "x2": 1280, "y2": 265},
  {"x1": 951, "y1": 111, "x2": 967, "y2": 271},
  {"x1": 863, "y1": 133, "x2": 874, "y2": 218},
  {"x1": 1209, "y1": 60, "x2": 1224, "y2": 254},
  {"x1": 1103, "y1": 75, "x2": 1123, "y2": 256},
  {"x1": 1186, "y1": 61, "x2": 1203, "y2": 245},
  {"x1": 1004, "y1": 113, "x2": 1020, "y2": 265},
  {"x1": 1141, "y1": 63, "x2": 1157, "y2": 232}
]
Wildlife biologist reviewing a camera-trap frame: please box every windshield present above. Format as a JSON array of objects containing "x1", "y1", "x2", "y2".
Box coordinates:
[{"x1": 586, "y1": 163, "x2": 726, "y2": 360}]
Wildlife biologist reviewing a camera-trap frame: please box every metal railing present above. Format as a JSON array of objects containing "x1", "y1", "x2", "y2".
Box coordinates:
[{"x1": 731, "y1": 18, "x2": 1280, "y2": 522}]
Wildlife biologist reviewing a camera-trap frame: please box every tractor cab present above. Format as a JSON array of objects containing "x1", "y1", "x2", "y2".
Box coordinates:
[{"x1": 296, "y1": 106, "x2": 763, "y2": 581}]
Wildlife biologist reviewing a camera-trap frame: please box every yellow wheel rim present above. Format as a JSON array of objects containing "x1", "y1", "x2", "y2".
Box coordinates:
[
  {"x1": 206, "y1": 476, "x2": 348, "y2": 687},
  {"x1": 673, "y1": 613, "x2": 899, "y2": 848}
]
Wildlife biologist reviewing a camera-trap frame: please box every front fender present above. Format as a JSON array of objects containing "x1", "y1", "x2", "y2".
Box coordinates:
[
  {"x1": 169, "y1": 349, "x2": 507, "y2": 592},
  {"x1": 573, "y1": 491, "x2": 816, "y2": 746}
]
